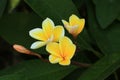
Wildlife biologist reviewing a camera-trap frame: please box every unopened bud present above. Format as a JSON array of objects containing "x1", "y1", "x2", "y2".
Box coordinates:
[{"x1": 13, "y1": 44, "x2": 31, "y2": 54}]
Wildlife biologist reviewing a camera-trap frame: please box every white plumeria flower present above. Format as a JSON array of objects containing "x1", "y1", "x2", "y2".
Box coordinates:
[{"x1": 29, "y1": 18, "x2": 64, "y2": 49}]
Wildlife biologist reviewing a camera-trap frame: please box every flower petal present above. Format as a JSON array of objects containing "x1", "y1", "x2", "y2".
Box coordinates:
[
  {"x1": 59, "y1": 36, "x2": 76, "y2": 59},
  {"x1": 62, "y1": 20, "x2": 69, "y2": 26},
  {"x1": 76, "y1": 19, "x2": 85, "y2": 35},
  {"x1": 69, "y1": 14, "x2": 85, "y2": 37},
  {"x1": 69, "y1": 14, "x2": 80, "y2": 26},
  {"x1": 64, "y1": 43, "x2": 76, "y2": 59},
  {"x1": 59, "y1": 36, "x2": 73, "y2": 56},
  {"x1": 53, "y1": 26, "x2": 65, "y2": 42},
  {"x1": 62, "y1": 20, "x2": 71, "y2": 32},
  {"x1": 30, "y1": 41, "x2": 47, "y2": 49},
  {"x1": 49, "y1": 55, "x2": 62, "y2": 64},
  {"x1": 59, "y1": 59, "x2": 70, "y2": 66},
  {"x1": 29, "y1": 28, "x2": 47, "y2": 41},
  {"x1": 46, "y1": 42, "x2": 61, "y2": 57},
  {"x1": 42, "y1": 18, "x2": 55, "y2": 38}
]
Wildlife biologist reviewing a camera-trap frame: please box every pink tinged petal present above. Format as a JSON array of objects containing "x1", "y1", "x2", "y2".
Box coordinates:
[
  {"x1": 69, "y1": 25, "x2": 78, "y2": 34},
  {"x1": 29, "y1": 28, "x2": 47, "y2": 41},
  {"x1": 62, "y1": 20, "x2": 71, "y2": 32},
  {"x1": 59, "y1": 59, "x2": 71, "y2": 66},
  {"x1": 69, "y1": 14, "x2": 85, "y2": 37},
  {"x1": 53, "y1": 26, "x2": 65, "y2": 42},
  {"x1": 49, "y1": 55, "x2": 62, "y2": 64},
  {"x1": 46, "y1": 42, "x2": 61, "y2": 57},
  {"x1": 42, "y1": 18, "x2": 55, "y2": 38},
  {"x1": 30, "y1": 41, "x2": 47, "y2": 49}
]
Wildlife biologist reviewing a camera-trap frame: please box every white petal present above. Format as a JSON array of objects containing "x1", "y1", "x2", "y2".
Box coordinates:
[
  {"x1": 29, "y1": 28, "x2": 47, "y2": 41},
  {"x1": 49, "y1": 55, "x2": 62, "y2": 64},
  {"x1": 30, "y1": 41, "x2": 47, "y2": 49}
]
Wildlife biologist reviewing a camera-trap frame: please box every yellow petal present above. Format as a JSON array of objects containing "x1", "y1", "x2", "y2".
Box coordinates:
[
  {"x1": 59, "y1": 59, "x2": 70, "y2": 66},
  {"x1": 62, "y1": 20, "x2": 71, "y2": 32},
  {"x1": 59, "y1": 36, "x2": 76, "y2": 59},
  {"x1": 64, "y1": 43, "x2": 76, "y2": 59},
  {"x1": 49, "y1": 55, "x2": 62, "y2": 64},
  {"x1": 53, "y1": 26, "x2": 65, "y2": 42},
  {"x1": 46, "y1": 42, "x2": 61, "y2": 57},
  {"x1": 76, "y1": 19, "x2": 85, "y2": 35},
  {"x1": 59, "y1": 36, "x2": 73, "y2": 56},
  {"x1": 42, "y1": 18, "x2": 55, "y2": 38},
  {"x1": 30, "y1": 41, "x2": 47, "y2": 49},
  {"x1": 62, "y1": 20, "x2": 69, "y2": 26},
  {"x1": 69, "y1": 14, "x2": 80, "y2": 26},
  {"x1": 29, "y1": 28, "x2": 47, "y2": 41}
]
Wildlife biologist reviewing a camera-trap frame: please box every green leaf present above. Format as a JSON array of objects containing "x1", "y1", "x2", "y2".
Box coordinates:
[
  {"x1": 77, "y1": 31, "x2": 103, "y2": 58},
  {"x1": 77, "y1": 0, "x2": 120, "y2": 79},
  {"x1": 117, "y1": 14, "x2": 120, "y2": 21},
  {"x1": 77, "y1": 29, "x2": 94, "y2": 52},
  {"x1": 9, "y1": 0, "x2": 20, "y2": 13},
  {"x1": 72, "y1": 0, "x2": 84, "y2": 9},
  {"x1": 0, "y1": 0, "x2": 7, "y2": 17},
  {"x1": 0, "y1": 60, "x2": 77, "y2": 80},
  {"x1": 25, "y1": 0, "x2": 79, "y2": 23},
  {"x1": 78, "y1": 53, "x2": 120, "y2": 80},
  {"x1": 92, "y1": 0, "x2": 120, "y2": 29},
  {"x1": 0, "y1": 13, "x2": 45, "y2": 53},
  {"x1": 86, "y1": 0, "x2": 119, "y2": 55},
  {"x1": 106, "y1": 21, "x2": 120, "y2": 53},
  {"x1": 0, "y1": 73, "x2": 25, "y2": 80}
]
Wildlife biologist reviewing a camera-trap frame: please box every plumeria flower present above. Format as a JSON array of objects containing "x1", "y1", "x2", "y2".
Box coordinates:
[
  {"x1": 29, "y1": 18, "x2": 64, "y2": 49},
  {"x1": 62, "y1": 14, "x2": 85, "y2": 38},
  {"x1": 46, "y1": 36, "x2": 76, "y2": 66}
]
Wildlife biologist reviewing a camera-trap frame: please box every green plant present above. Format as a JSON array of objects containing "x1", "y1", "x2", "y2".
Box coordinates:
[{"x1": 0, "y1": 0, "x2": 120, "y2": 80}]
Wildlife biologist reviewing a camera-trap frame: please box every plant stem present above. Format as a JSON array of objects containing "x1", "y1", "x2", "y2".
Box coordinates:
[
  {"x1": 13, "y1": 44, "x2": 91, "y2": 67},
  {"x1": 29, "y1": 51, "x2": 91, "y2": 67},
  {"x1": 71, "y1": 61, "x2": 91, "y2": 68}
]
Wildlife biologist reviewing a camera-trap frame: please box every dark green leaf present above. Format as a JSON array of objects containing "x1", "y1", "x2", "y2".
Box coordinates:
[
  {"x1": 77, "y1": 29, "x2": 94, "y2": 52},
  {"x1": 117, "y1": 14, "x2": 120, "y2": 21},
  {"x1": 78, "y1": 53, "x2": 120, "y2": 80},
  {"x1": 0, "y1": 60, "x2": 77, "y2": 80},
  {"x1": 0, "y1": 13, "x2": 44, "y2": 53},
  {"x1": 72, "y1": 0, "x2": 84, "y2": 9},
  {"x1": 0, "y1": 73, "x2": 26, "y2": 80},
  {"x1": 25, "y1": 0, "x2": 79, "y2": 23},
  {"x1": 9, "y1": 0, "x2": 20, "y2": 13},
  {"x1": 88, "y1": 0, "x2": 120, "y2": 54},
  {"x1": 77, "y1": 0, "x2": 120, "y2": 80},
  {"x1": 0, "y1": 0, "x2": 7, "y2": 17},
  {"x1": 92, "y1": 0, "x2": 120, "y2": 29}
]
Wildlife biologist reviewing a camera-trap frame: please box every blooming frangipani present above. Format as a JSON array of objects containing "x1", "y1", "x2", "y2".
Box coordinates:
[
  {"x1": 46, "y1": 36, "x2": 76, "y2": 66},
  {"x1": 28, "y1": 14, "x2": 85, "y2": 66},
  {"x1": 29, "y1": 18, "x2": 64, "y2": 49},
  {"x1": 62, "y1": 14, "x2": 85, "y2": 38}
]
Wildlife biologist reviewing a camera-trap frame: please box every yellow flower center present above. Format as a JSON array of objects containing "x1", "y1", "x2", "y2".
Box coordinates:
[{"x1": 47, "y1": 35, "x2": 54, "y2": 42}]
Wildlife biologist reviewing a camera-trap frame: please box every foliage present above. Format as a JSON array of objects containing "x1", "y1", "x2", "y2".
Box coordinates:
[{"x1": 0, "y1": 0, "x2": 120, "y2": 80}]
